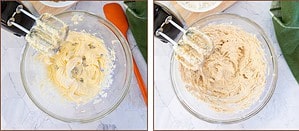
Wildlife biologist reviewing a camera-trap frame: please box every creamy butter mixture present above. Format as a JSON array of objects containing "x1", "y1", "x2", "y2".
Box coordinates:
[
  {"x1": 178, "y1": 24, "x2": 266, "y2": 112},
  {"x1": 38, "y1": 31, "x2": 115, "y2": 103}
]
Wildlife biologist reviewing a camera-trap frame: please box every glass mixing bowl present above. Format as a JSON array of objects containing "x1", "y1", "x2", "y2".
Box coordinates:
[
  {"x1": 21, "y1": 11, "x2": 132, "y2": 122},
  {"x1": 170, "y1": 13, "x2": 277, "y2": 123}
]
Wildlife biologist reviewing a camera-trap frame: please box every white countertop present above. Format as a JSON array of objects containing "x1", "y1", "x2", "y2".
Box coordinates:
[
  {"x1": 154, "y1": 1, "x2": 299, "y2": 130},
  {"x1": 1, "y1": 1, "x2": 147, "y2": 130}
]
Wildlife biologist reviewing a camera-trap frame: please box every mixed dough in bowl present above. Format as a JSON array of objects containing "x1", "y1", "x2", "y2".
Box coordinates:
[
  {"x1": 178, "y1": 24, "x2": 266, "y2": 112},
  {"x1": 38, "y1": 31, "x2": 115, "y2": 103}
]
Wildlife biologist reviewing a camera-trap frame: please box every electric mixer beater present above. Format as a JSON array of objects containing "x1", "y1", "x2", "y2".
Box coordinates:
[
  {"x1": 1, "y1": 1, "x2": 69, "y2": 55},
  {"x1": 154, "y1": 3, "x2": 214, "y2": 70}
]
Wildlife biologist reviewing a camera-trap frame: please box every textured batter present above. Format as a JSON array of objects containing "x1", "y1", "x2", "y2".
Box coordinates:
[
  {"x1": 38, "y1": 31, "x2": 115, "y2": 103},
  {"x1": 178, "y1": 24, "x2": 266, "y2": 112}
]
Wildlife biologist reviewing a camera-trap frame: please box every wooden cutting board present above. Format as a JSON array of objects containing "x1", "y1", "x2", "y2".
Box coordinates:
[
  {"x1": 29, "y1": 1, "x2": 76, "y2": 15},
  {"x1": 171, "y1": 1, "x2": 236, "y2": 26}
]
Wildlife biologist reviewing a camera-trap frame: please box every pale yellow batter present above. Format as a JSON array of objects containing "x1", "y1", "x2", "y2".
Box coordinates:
[
  {"x1": 178, "y1": 24, "x2": 266, "y2": 112},
  {"x1": 38, "y1": 31, "x2": 115, "y2": 103}
]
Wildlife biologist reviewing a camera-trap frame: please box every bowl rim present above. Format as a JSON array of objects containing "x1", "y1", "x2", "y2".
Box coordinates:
[
  {"x1": 20, "y1": 10, "x2": 133, "y2": 123},
  {"x1": 170, "y1": 13, "x2": 278, "y2": 124}
]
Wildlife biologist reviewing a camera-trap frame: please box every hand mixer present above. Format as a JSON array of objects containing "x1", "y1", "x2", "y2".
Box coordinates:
[
  {"x1": 155, "y1": 15, "x2": 214, "y2": 70},
  {"x1": 1, "y1": 1, "x2": 69, "y2": 55}
]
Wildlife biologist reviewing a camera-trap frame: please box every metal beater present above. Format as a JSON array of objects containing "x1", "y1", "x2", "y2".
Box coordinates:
[
  {"x1": 156, "y1": 16, "x2": 214, "y2": 70},
  {"x1": 4, "y1": 4, "x2": 69, "y2": 55}
]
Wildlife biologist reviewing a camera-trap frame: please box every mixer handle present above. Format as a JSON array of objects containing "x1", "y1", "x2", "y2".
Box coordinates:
[
  {"x1": 1, "y1": 1, "x2": 35, "y2": 36},
  {"x1": 154, "y1": 3, "x2": 185, "y2": 43}
]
